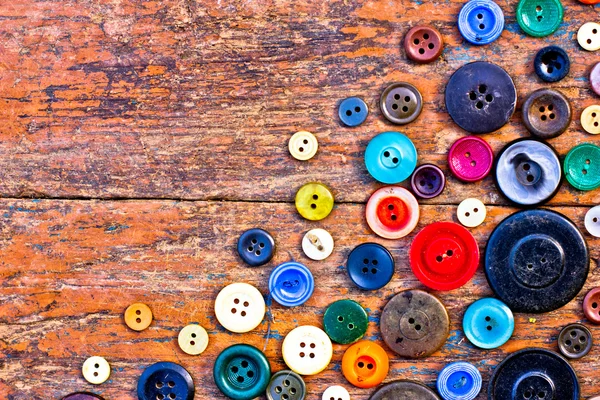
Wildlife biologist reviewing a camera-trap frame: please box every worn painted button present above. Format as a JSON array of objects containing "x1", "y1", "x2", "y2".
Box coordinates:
[
  {"x1": 323, "y1": 299, "x2": 368, "y2": 344},
  {"x1": 369, "y1": 380, "x2": 441, "y2": 400},
  {"x1": 591, "y1": 63, "x2": 600, "y2": 96},
  {"x1": 404, "y1": 26, "x2": 443, "y2": 63},
  {"x1": 346, "y1": 243, "x2": 395, "y2": 291},
  {"x1": 463, "y1": 298, "x2": 514, "y2": 349},
  {"x1": 585, "y1": 206, "x2": 600, "y2": 237},
  {"x1": 339, "y1": 97, "x2": 368, "y2": 127},
  {"x1": 137, "y1": 362, "x2": 194, "y2": 400},
  {"x1": 62, "y1": 394, "x2": 105, "y2": 400},
  {"x1": 364, "y1": 131, "x2": 418, "y2": 184},
  {"x1": 237, "y1": 228, "x2": 275, "y2": 267},
  {"x1": 516, "y1": 0, "x2": 563, "y2": 37},
  {"x1": 447, "y1": 136, "x2": 493, "y2": 182},
  {"x1": 445, "y1": 62, "x2": 516, "y2": 134},
  {"x1": 578, "y1": 22, "x2": 600, "y2": 51},
  {"x1": 380, "y1": 83, "x2": 423, "y2": 125},
  {"x1": 269, "y1": 261, "x2": 314, "y2": 307},
  {"x1": 557, "y1": 323, "x2": 593, "y2": 359},
  {"x1": 82, "y1": 356, "x2": 110, "y2": 385},
  {"x1": 410, "y1": 222, "x2": 480, "y2": 291},
  {"x1": 289, "y1": 131, "x2": 318, "y2": 161},
  {"x1": 302, "y1": 228, "x2": 334, "y2": 261},
  {"x1": 124, "y1": 302, "x2": 153, "y2": 332},
  {"x1": 266, "y1": 370, "x2": 306, "y2": 400},
  {"x1": 436, "y1": 362, "x2": 482, "y2": 400},
  {"x1": 457, "y1": 198, "x2": 486, "y2": 228},
  {"x1": 365, "y1": 186, "x2": 419, "y2": 239},
  {"x1": 489, "y1": 348, "x2": 579, "y2": 400},
  {"x1": 495, "y1": 139, "x2": 561, "y2": 206},
  {"x1": 410, "y1": 164, "x2": 445, "y2": 199},
  {"x1": 322, "y1": 386, "x2": 350, "y2": 400},
  {"x1": 522, "y1": 89, "x2": 571, "y2": 139},
  {"x1": 342, "y1": 340, "x2": 389, "y2": 389},
  {"x1": 581, "y1": 105, "x2": 600, "y2": 134},
  {"x1": 380, "y1": 289, "x2": 449, "y2": 358},
  {"x1": 457, "y1": 0, "x2": 504, "y2": 45},
  {"x1": 534, "y1": 46, "x2": 570, "y2": 82},
  {"x1": 485, "y1": 209, "x2": 589, "y2": 313},
  {"x1": 583, "y1": 287, "x2": 600, "y2": 324},
  {"x1": 213, "y1": 344, "x2": 271, "y2": 400},
  {"x1": 295, "y1": 182, "x2": 334, "y2": 221},
  {"x1": 564, "y1": 143, "x2": 600, "y2": 191},
  {"x1": 178, "y1": 324, "x2": 209, "y2": 356},
  {"x1": 214, "y1": 282, "x2": 265, "y2": 333},
  {"x1": 282, "y1": 325, "x2": 333, "y2": 375}
]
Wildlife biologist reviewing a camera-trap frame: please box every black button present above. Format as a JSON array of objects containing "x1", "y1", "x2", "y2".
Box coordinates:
[
  {"x1": 346, "y1": 243, "x2": 395, "y2": 290},
  {"x1": 369, "y1": 380, "x2": 441, "y2": 400},
  {"x1": 62, "y1": 394, "x2": 105, "y2": 400},
  {"x1": 266, "y1": 370, "x2": 306, "y2": 400},
  {"x1": 485, "y1": 209, "x2": 589, "y2": 313},
  {"x1": 557, "y1": 323, "x2": 593, "y2": 359},
  {"x1": 522, "y1": 89, "x2": 571, "y2": 139},
  {"x1": 380, "y1": 82, "x2": 423, "y2": 125},
  {"x1": 410, "y1": 164, "x2": 445, "y2": 199},
  {"x1": 137, "y1": 362, "x2": 194, "y2": 400},
  {"x1": 445, "y1": 61, "x2": 517, "y2": 134},
  {"x1": 237, "y1": 228, "x2": 275, "y2": 267},
  {"x1": 534, "y1": 45, "x2": 570, "y2": 82}
]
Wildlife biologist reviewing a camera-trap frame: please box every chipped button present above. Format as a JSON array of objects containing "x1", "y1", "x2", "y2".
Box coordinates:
[
  {"x1": 214, "y1": 282, "x2": 265, "y2": 333},
  {"x1": 295, "y1": 182, "x2": 334, "y2": 221},
  {"x1": 282, "y1": 325, "x2": 333, "y2": 376},
  {"x1": 341, "y1": 340, "x2": 389, "y2": 389},
  {"x1": 365, "y1": 186, "x2": 419, "y2": 239},
  {"x1": 380, "y1": 83, "x2": 423, "y2": 125},
  {"x1": 124, "y1": 302, "x2": 153, "y2": 332},
  {"x1": 82, "y1": 356, "x2": 110, "y2": 385},
  {"x1": 302, "y1": 228, "x2": 334, "y2": 261},
  {"x1": 404, "y1": 25, "x2": 444, "y2": 63},
  {"x1": 178, "y1": 324, "x2": 209, "y2": 356}
]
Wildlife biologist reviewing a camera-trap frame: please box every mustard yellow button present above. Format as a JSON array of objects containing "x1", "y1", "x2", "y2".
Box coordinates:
[
  {"x1": 581, "y1": 105, "x2": 600, "y2": 134},
  {"x1": 289, "y1": 131, "x2": 318, "y2": 160},
  {"x1": 124, "y1": 302, "x2": 153, "y2": 331},
  {"x1": 178, "y1": 324, "x2": 209, "y2": 355},
  {"x1": 82, "y1": 356, "x2": 111, "y2": 385},
  {"x1": 295, "y1": 182, "x2": 334, "y2": 221}
]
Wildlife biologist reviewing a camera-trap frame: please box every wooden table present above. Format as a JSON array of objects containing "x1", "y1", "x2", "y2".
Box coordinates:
[{"x1": 0, "y1": 0, "x2": 599, "y2": 398}]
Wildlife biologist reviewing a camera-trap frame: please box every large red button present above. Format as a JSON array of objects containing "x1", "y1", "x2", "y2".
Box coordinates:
[
  {"x1": 448, "y1": 136, "x2": 493, "y2": 182},
  {"x1": 366, "y1": 186, "x2": 419, "y2": 239},
  {"x1": 410, "y1": 222, "x2": 480, "y2": 290}
]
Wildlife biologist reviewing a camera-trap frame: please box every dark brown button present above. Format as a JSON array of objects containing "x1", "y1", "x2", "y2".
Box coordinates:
[
  {"x1": 404, "y1": 26, "x2": 443, "y2": 64},
  {"x1": 380, "y1": 289, "x2": 449, "y2": 358},
  {"x1": 557, "y1": 323, "x2": 593, "y2": 359},
  {"x1": 369, "y1": 380, "x2": 441, "y2": 400},
  {"x1": 62, "y1": 394, "x2": 105, "y2": 400},
  {"x1": 380, "y1": 82, "x2": 423, "y2": 125},
  {"x1": 522, "y1": 88, "x2": 571, "y2": 139},
  {"x1": 583, "y1": 287, "x2": 600, "y2": 324}
]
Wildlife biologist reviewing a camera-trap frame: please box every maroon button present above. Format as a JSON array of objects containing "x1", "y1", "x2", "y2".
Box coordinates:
[
  {"x1": 410, "y1": 164, "x2": 446, "y2": 199},
  {"x1": 448, "y1": 136, "x2": 494, "y2": 182},
  {"x1": 62, "y1": 394, "x2": 105, "y2": 400},
  {"x1": 404, "y1": 26, "x2": 443, "y2": 64},
  {"x1": 590, "y1": 62, "x2": 600, "y2": 97},
  {"x1": 583, "y1": 287, "x2": 600, "y2": 324}
]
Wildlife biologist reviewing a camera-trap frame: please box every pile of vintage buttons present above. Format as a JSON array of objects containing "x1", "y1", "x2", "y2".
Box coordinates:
[{"x1": 62, "y1": 0, "x2": 600, "y2": 399}]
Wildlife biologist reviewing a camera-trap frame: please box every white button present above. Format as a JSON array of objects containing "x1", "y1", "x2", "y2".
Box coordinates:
[
  {"x1": 322, "y1": 385, "x2": 351, "y2": 400},
  {"x1": 578, "y1": 22, "x2": 600, "y2": 51},
  {"x1": 214, "y1": 282, "x2": 265, "y2": 333},
  {"x1": 282, "y1": 325, "x2": 332, "y2": 375},
  {"x1": 82, "y1": 356, "x2": 110, "y2": 384},
  {"x1": 289, "y1": 131, "x2": 318, "y2": 161},
  {"x1": 585, "y1": 205, "x2": 600, "y2": 237},
  {"x1": 302, "y1": 229, "x2": 334, "y2": 260},
  {"x1": 178, "y1": 324, "x2": 209, "y2": 355},
  {"x1": 457, "y1": 198, "x2": 486, "y2": 228}
]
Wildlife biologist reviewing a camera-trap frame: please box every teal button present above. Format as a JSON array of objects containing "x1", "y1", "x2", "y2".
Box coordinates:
[
  {"x1": 323, "y1": 299, "x2": 369, "y2": 344},
  {"x1": 214, "y1": 344, "x2": 271, "y2": 400},
  {"x1": 564, "y1": 143, "x2": 600, "y2": 191},
  {"x1": 516, "y1": 0, "x2": 563, "y2": 37}
]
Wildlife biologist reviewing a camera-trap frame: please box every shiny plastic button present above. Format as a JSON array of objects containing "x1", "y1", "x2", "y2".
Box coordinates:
[
  {"x1": 516, "y1": 0, "x2": 563, "y2": 37},
  {"x1": 341, "y1": 340, "x2": 389, "y2": 389},
  {"x1": 62, "y1": 394, "x2": 105, "y2": 400},
  {"x1": 457, "y1": 198, "x2": 486, "y2": 228},
  {"x1": 322, "y1": 386, "x2": 350, "y2": 400},
  {"x1": 213, "y1": 344, "x2": 271, "y2": 400},
  {"x1": 436, "y1": 362, "x2": 482, "y2": 400},
  {"x1": 404, "y1": 26, "x2": 443, "y2": 63},
  {"x1": 463, "y1": 298, "x2": 514, "y2": 349},
  {"x1": 557, "y1": 323, "x2": 593, "y2": 359},
  {"x1": 369, "y1": 380, "x2": 441, "y2": 400},
  {"x1": 457, "y1": 0, "x2": 504, "y2": 45},
  {"x1": 380, "y1": 82, "x2": 423, "y2": 125},
  {"x1": 583, "y1": 287, "x2": 600, "y2": 324},
  {"x1": 564, "y1": 143, "x2": 600, "y2": 191},
  {"x1": 266, "y1": 370, "x2": 306, "y2": 400},
  {"x1": 585, "y1": 206, "x2": 600, "y2": 237},
  {"x1": 346, "y1": 243, "x2": 395, "y2": 291},
  {"x1": 447, "y1": 136, "x2": 493, "y2": 182},
  {"x1": 178, "y1": 324, "x2": 209, "y2": 356},
  {"x1": 534, "y1": 46, "x2": 570, "y2": 82},
  {"x1": 590, "y1": 63, "x2": 600, "y2": 96},
  {"x1": 289, "y1": 131, "x2": 318, "y2": 161},
  {"x1": 578, "y1": 22, "x2": 600, "y2": 51},
  {"x1": 295, "y1": 182, "x2": 334, "y2": 221},
  {"x1": 124, "y1": 302, "x2": 153, "y2": 332},
  {"x1": 579, "y1": 0, "x2": 600, "y2": 3},
  {"x1": 522, "y1": 88, "x2": 571, "y2": 139},
  {"x1": 302, "y1": 228, "x2": 334, "y2": 261},
  {"x1": 581, "y1": 105, "x2": 600, "y2": 134},
  {"x1": 137, "y1": 362, "x2": 194, "y2": 400},
  {"x1": 410, "y1": 164, "x2": 445, "y2": 199},
  {"x1": 82, "y1": 356, "x2": 110, "y2": 385},
  {"x1": 323, "y1": 299, "x2": 368, "y2": 344},
  {"x1": 339, "y1": 97, "x2": 368, "y2": 127},
  {"x1": 282, "y1": 325, "x2": 333, "y2": 376},
  {"x1": 237, "y1": 228, "x2": 275, "y2": 267},
  {"x1": 269, "y1": 262, "x2": 314, "y2": 307},
  {"x1": 364, "y1": 131, "x2": 418, "y2": 184},
  {"x1": 214, "y1": 282, "x2": 265, "y2": 333},
  {"x1": 365, "y1": 186, "x2": 419, "y2": 239}
]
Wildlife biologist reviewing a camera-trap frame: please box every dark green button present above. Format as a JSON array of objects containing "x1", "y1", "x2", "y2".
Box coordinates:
[
  {"x1": 323, "y1": 299, "x2": 368, "y2": 344},
  {"x1": 266, "y1": 370, "x2": 306, "y2": 400},
  {"x1": 564, "y1": 143, "x2": 600, "y2": 191},
  {"x1": 214, "y1": 344, "x2": 271, "y2": 400},
  {"x1": 516, "y1": 0, "x2": 563, "y2": 37}
]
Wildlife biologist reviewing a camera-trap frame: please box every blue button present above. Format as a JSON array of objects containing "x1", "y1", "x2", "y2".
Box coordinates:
[
  {"x1": 365, "y1": 132, "x2": 417, "y2": 184},
  {"x1": 237, "y1": 228, "x2": 275, "y2": 267},
  {"x1": 347, "y1": 243, "x2": 394, "y2": 290},
  {"x1": 458, "y1": 0, "x2": 504, "y2": 45},
  {"x1": 339, "y1": 97, "x2": 368, "y2": 127},
  {"x1": 463, "y1": 298, "x2": 514, "y2": 349},
  {"x1": 436, "y1": 362, "x2": 482, "y2": 400},
  {"x1": 137, "y1": 362, "x2": 194, "y2": 400},
  {"x1": 269, "y1": 261, "x2": 314, "y2": 307},
  {"x1": 534, "y1": 45, "x2": 570, "y2": 83}
]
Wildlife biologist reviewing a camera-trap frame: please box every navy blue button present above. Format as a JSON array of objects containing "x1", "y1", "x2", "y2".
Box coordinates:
[
  {"x1": 437, "y1": 362, "x2": 482, "y2": 400},
  {"x1": 347, "y1": 243, "x2": 394, "y2": 290},
  {"x1": 339, "y1": 97, "x2": 368, "y2": 127},
  {"x1": 269, "y1": 261, "x2": 314, "y2": 307},
  {"x1": 237, "y1": 228, "x2": 275, "y2": 267},
  {"x1": 364, "y1": 131, "x2": 418, "y2": 184},
  {"x1": 137, "y1": 362, "x2": 194, "y2": 400},
  {"x1": 458, "y1": 0, "x2": 504, "y2": 45},
  {"x1": 463, "y1": 298, "x2": 514, "y2": 349},
  {"x1": 534, "y1": 46, "x2": 570, "y2": 83},
  {"x1": 214, "y1": 344, "x2": 271, "y2": 400}
]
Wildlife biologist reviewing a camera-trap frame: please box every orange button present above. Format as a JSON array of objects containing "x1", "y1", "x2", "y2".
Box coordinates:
[
  {"x1": 124, "y1": 303, "x2": 153, "y2": 331},
  {"x1": 341, "y1": 340, "x2": 389, "y2": 388}
]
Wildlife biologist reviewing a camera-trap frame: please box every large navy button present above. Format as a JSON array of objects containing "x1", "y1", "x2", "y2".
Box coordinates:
[
  {"x1": 346, "y1": 243, "x2": 394, "y2": 290},
  {"x1": 522, "y1": 89, "x2": 571, "y2": 139},
  {"x1": 534, "y1": 45, "x2": 570, "y2": 82},
  {"x1": 457, "y1": 0, "x2": 504, "y2": 45},
  {"x1": 485, "y1": 209, "x2": 589, "y2": 313},
  {"x1": 268, "y1": 261, "x2": 314, "y2": 307},
  {"x1": 237, "y1": 228, "x2": 275, "y2": 267},
  {"x1": 339, "y1": 97, "x2": 368, "y2": 127},
  {"x1": 369, "y1": 380, "x2": 441, "y2": 400},
  {"x1": 137, "y1": 362, "x2": 194, "y2": 400},
  {"x1": 214, "y1": 344, "x2": 271, "y2": 400}
]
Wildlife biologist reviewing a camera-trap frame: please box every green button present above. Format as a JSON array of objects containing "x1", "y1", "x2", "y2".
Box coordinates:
[
  {"x1": 214, "y1": 344, "x2": 271, "y2": 400},
  {"x1": 516, "y1": 0, "x2": 563, "y2": 37},
  {"x1": 323, "y1": 299, "x2": 368, "y2": 344},
  {"x1": 564, "y1": 143, "x2": 600, "y2": 191}
]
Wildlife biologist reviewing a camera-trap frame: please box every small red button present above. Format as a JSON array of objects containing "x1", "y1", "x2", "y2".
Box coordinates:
[
  {"x1": 583, "y1": 287, "x2": 600, "y2": 324},
  {"x1": 448, "y1": 136, "x2": 494, "y2": 182},
  {"x1": 366, "y1": 186, "x2": 419, "y2": 239},
  {"x1": 376, "y1": 196, "x2": 410, "y2": 231}
]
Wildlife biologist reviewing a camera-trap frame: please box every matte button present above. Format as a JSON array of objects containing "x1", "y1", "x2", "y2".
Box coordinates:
[
  {"x1": 485, "y1": 209, "x2": 589, "y2": 313},
  {"x1": 410, "y1": 164, "x2": 445, "y2": 199},
  {"x1": 522, "y1": 88, "x2": 571, "y2": 139},
  {"x1": 534, "y1": 46, "x2": 570, "y2": 82},
  {"x1": 282, "y1": 325, "x2": 333, "y2": 375},
  {"x1": 410, "y1": 222, "x2": 480, "y2": 291},
  {"x1": 346, "y1": 243, "x2": 395, "y2": 291},
  {"x1": 82, "y1": 356, "x2": 110, "y2": 385},
  {"x1": 302, "y1": 228, "x2": 334, "y2": 261},
  {"x1": 557, "y1": 323, "x2": 593, "y2": 359},
  {"x1": 213, "y1": 344, "x2": 271, "y2": 400},
  {"x1": 178, "y1": 324, "x2": 209, "y2": 356},
  {"x1": 463, "y1": 298, "x2": 514, "y2": 349},
  {"x1": 214, "y1": 282, "x2": 265, "y2": 333},
  {"x1": 445, "y1": 62, "x2": 516, "y2": 134},
  {"x1": 564, "y1": 143, "x2": 600, "y2": 191},
  {"x1": 365, "y1": 131, "x2": 418, "y2": 184},
  {"x1": 341, "y1": 340, "x2": 389, "y2": 389},
  {"x1": 237, "y1": 228, "x2": 275, "y2": 267},
  {"x1": 339, "y1": 97, "x2": 368, "y2": 127},
  {"x1": 62, "y1": 394, "x2": 105, "y2": 400},
  {"x1": 585, "y1": 206, "x2": 600, "y2": 237},
  {"x1": 590, "y1": 62, "x2": 600, "y2": 96},
  {"x1": 495, "y1": 139, "x2": 561, "y2": 206},
  {"x1": 457, "y1": 198, "x2": 486, "y2": 228},
  {"x1": 365, "y1": 186, "x2": 419, "y2": 239},
  {"x1": 447, "y1": 136, "x2": 493, "y2": 182},
  {"x1": 580, "y1": 105, "x2": 600, "y2": 134},
  {"x1": 289, "y1": 131, "x2": 318, "y2": 161},
  {"x1": 516, "y1": 0, "x2": 563, "y2": 37},
  {"x1": 369, "y1": 380, "x2": 441, "y2": 400},
  {"x1": 322, "y1": 386, "x2": 350, "y2": 400},
  {"x1": 266, "y1": 370, "x2": 306, "y2": 400},
  {"x1": 578, "y1": 22, "x2": 600, "y2": 51},
  {"x1": 137, "y1": 362, "x2": 194, "y2": 400},
  {"x1": 457, "y1": 0, "x2": 504, "y2": 45},
  {"x1": 436, "y1": 362, "x2": 482, "y2": 400},
  {"x1": 323, "y1": 299, "x2": 369, "y2": 344},
  {"x1": 380, "y1": 83, "x2": 423, "y2": 125},
  {"x1": 295, "y1": 182, "x2": 334, "y2": 221},
  {"x1": 404, "y1": 26, "x2": 443, "y2": 63},
  {"x1": 124, "y1": 303, "x2": 153, "y2": 332},
  {"x1": 488, "y1": 348, "x2": 579, "y2": 400},
  {"x1": 269, "y1": 262, "x2": 314, "y2": 307},
  {"x1": 380, "y1": 289, "x2": 449, "y2": 358},
  {"x1": 583, "y1": 287, "x2": 600, "y2": 324}
]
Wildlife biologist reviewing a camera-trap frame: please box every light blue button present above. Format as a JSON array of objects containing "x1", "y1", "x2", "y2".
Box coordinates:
[
  {"x1": 269, "y1": 262, "x2": 314, "y2": 307},
  {"x1": 463, "y1": 297, "x2": 514, "y2": 349},
  {"x1": 437, "y1": 362, "x2": 482, "y2": 400},
  {"x1": 458, "y1": 0, "x2": 504, "y2": 45},
  {"x1": 365, "y1": 131, "x2": 417, "y2": 184}
]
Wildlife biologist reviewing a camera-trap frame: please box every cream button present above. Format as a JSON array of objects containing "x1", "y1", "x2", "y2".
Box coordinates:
[
  {"x1": 581, "y1": 105, "x2": 600, "y2": 134},
  {"x1": 302, "y1": 228, "x2": 334, "y2": 261},
  {"x1": 457, "y1": 198, "x2": 486, "y2": 228},
  {"x1": 322, "y1": 385, "x2": 351, "y2": 400},
  {"x1": 578, "y1": 22, "x2": 600, "y2": 51},
  {"x1": 282, "y1": 325, "x2": 332, "y2": 375},
  {"x1": 215, "y1": 282, "x2": 265, "y2": 333},
  {"x1": 289, "y1": 131, "x2": 318, "y2": 160},
  {"x1": 82, "y1": 356, "x2": 110, "y2": 385},
  {"x1": 178, "y1": 324, "x2": 209, "y2": 355}
]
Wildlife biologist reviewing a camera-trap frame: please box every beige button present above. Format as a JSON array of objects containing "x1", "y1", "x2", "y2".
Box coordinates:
[
  {"x1": 178, "y1": 324, "x2": 209, "y2": 355},
  {"x1": 124, "y1": 302, "x2": 153, "y2": 331},
  {"x1": 322, "y1": 385, "x2": 351, "y2": 400},
  {"x1": 581, "y1": 105, "x2": 600, "y2": 134},
  {"x1": 302, "y1": 228, "x2": 334, "y2": 261},
  {"x1": 289, "y1": 131, "x2": 318, "y2": 160},
  {"x1": 82, "y1": 356, "x2": 110, "y2": 385},
  {"x1": 457, "y1": 198, "x2": 486, "y2": 228},
  {"x1": 215, "y1": 282, "x2": 265, "y2": 333},
  {"x1": 578, "y1": 22, "x2": 600, "y2": 51},
  {"x1": 282, "y1": 325, "x2": 333, "y2": 375}
]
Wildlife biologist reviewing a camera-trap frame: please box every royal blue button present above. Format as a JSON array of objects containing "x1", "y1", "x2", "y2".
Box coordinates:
[
  {"x1": 339, "y1": 97, "x2": 368, "y2": 127},
  {"x1": 534, "y1": 46, "x2": 570, "y2": 83},
  {"x1": 346, "y1": 243, "x2": 394, "y2": 290},
  {"x1": 269, "y1": 261, "x2": 314, "y2": 307},
  {"x1": 458, "y1": 0, "x2": 504, "y2": 45},
  {"x1": 463, "y1": 298, "x2": 514, "y2": 349},
  {"x1": 137, "y1": 362, "x2": 194, "y2": 400},
  {"x1": 237, "y1": 228, "x2": 275, "y2": 267},
  {"x1": 436, "y1": 362, "x2": 482, "y2": 400},
  {"x1": 365, "y1": 132, "x2": 417, "y2": 184}
]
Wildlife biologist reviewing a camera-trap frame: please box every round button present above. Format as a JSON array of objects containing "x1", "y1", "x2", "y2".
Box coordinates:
[
  {"x1": 495, "y1": 139, "x2": 561, "y2": 206},
  {"x1": 339, "y1": 97, "x2": 368, "y2": 127},
  {"x1": 436, "y1": 362, "x2": 482, "y2": 400},
  {"x1": 369, "y1": 380, "x2": 441, "y2": 400},
  {"x1": 266, "y1": 370, "x2": 306, "y2": 400},
  {"x1": 581, "y1": 105, "x2": 600, "y2": 134},
  {"x1": 341, "y1": 340, "x2": 389, "y2": 389},
  {"x1": 522, "y1": 89, "x2": 571, "y2": 139},
  {"x1": 404, "y1": 26, "x2": 443, "y2": 63},
  {"x1": 295, "y1": 182, "x2": 334, "y2": 221},
  {"x1": 489, "y1": 348, "x2": 579, "y2": 400},
  {"x1": 213, "y1": 344, "x2": 271, "y2": 400},
  {"x1": 579, "y1": 0, "x2": 600, "y2": 3},
  {"x1": 137, "y1": 362, "x2": 194, "y2": 400},
  {"x1": 346, "y1": 243, "x2": 395, "y2": 291},
  {"x1": 237, "y1": 228, "x2": 275, "y2": 267},
  {"x1": 124, "y1": 302, "x2": 153, "y2": 331},
  {"x1": 457, "y1": 198, "x2": 486, "y2": 228},
  {"x1": 289, "y1": 131, "x2": 318, "y2": 161},
  {"x1": 62, "y1": 394, "x2": 105, "y2": 400},
  {"x1": 302, "y1": 228, "x2": 334, "y2": 261},
  {"x1": 364, "y1": 131, "x2": 418, "y2": 184},
  {"x1": 557, "y1": 323, "x2": 593, "y2": 359},
  {"x1": 583, "y1": 287, "x2": 600, "y2": 324},
  {"x1": 534, "y1": 46, "x2": 570, "y2": 82},
  {"x1": 410, "y1": 164, "x2": 445, "y2": 199},
  {"x1": 380, "y1": 83, "x2": 423, "y2": 125},
  {"x1": 178, "y1": 324, "x2": 209, "y2": 356},
  {"x1": 380, "y1": 289, "x2": 449, "y2": 358},
  {"x1": 516, "y1": 0, "x2": 563, "y2": 37},
  {"x1": 322, "y1": 386, "x2": 350, "y2": 400},
  {"x1": 578, "y1": 22, "x2": 600, "y2": 51},
  {"x1": 485, "y1": 209, "x2": 589, "y2": 313},
  {"x1": 323, "y1": 299, "x2": 368, "y2": 344},
  {"x1": 585, "y1": 206, "x2": 600, "y2": 237},
  {"x1": 410, "y1": 222, "x2": 480, "y2": 291},
  {"x1": 564, "y1": 143, "x2": 600, "y2": 191},
  {"x1": 282, "y1": 325, "x2": 333, "y2": 376},
  {"x1": 457, "y1": 0, "x2": 504, "y2": 45},
  {"x1": 590, "y1": 63, "x2": 600, "y2": 96},
  {"x1": 365, "y1": 186, "x2": 419, "y2": 239},
  {"x1": 82, "y1": 356, "x2": 110, "y2": 385},
  {"x1": 463, "y1": 298, "x2": 514, "y2": 349},
  {"x1": 447, "y1": 136, "x2": 493, "y2": 182},
  {"x1": 445, "y1": 62, "x2": 516, "y2": 134},
  {"x1": 214, "y1": 282, "x2": 265, "y2": 333},
  {"x1": 269, "y1": 261, "x2": 314, "y2": 307}
]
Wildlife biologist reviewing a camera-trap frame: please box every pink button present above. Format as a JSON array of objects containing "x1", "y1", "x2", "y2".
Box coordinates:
[
  {"x1": 448, "y1": 136, "x2": 494, "y2": 182},
  {"x1": 590, "y1": 62, "x2": 600, "y2": 97}
]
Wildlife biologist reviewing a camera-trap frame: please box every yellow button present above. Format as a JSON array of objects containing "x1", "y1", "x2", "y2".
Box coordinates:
[
  {"x1": 282, "y1": 325, "x2": 333, "y2": 375},
  {"x1": 581, "y1": 105, "x2": 600, "y2": 134},
  {"x1": 214, "y1": 282, "x2": 265, "y2": 333},
  {"x1": 178, "y1": 324, "x2": 209, "y2": 355},
  {"x1": 578, "y1": 22, "x2": 600, "y2": 51},
  {"x1": 295, "y1": 182, "x2": 334, "y2": 221},
  {"x1": 289, "y1": 131, "x2": 318, "y2": 160},
  {"x1": 82, "y1": 356, "x2": 110, "y2": 385},
  {"x1": 124, "y1": 302, "x2": 153, "y2": 331}
]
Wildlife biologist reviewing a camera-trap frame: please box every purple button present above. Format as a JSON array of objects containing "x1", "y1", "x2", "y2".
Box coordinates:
[
  {"x1": 410, "y1": 164, "x2": 446, "y2": 199},
  {"x1": 448, "y1": 136, "x2": 494, "y2": 182},
  {"x1": 590, "y1": 62, "x2": 600, "y2": 97}
]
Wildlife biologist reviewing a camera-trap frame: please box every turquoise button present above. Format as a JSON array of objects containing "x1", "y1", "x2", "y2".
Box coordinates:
[
  {"x1": 463, "y1": 298, "x2": 514, "y2": 349},
  {"x1": 364, "y1": 132, "x2": 417, "y2": 184},
  {"x1": 214, "y1": 344, "x2": 271, "y2": 400}
]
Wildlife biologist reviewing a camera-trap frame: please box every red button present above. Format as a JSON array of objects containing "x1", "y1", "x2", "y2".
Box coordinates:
[
  {"x1": 366, "y1": 186, "x2": 419, "y2": 239},
  {"x1": 448, "y1": 136, "x2": 493, "y2": 182},
  {"x1": 410, "y1": 222, "x2": 480, "y2": 290},
  {"x1": 583, "y1": 287, "x2": 600, "y2": 324}
]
